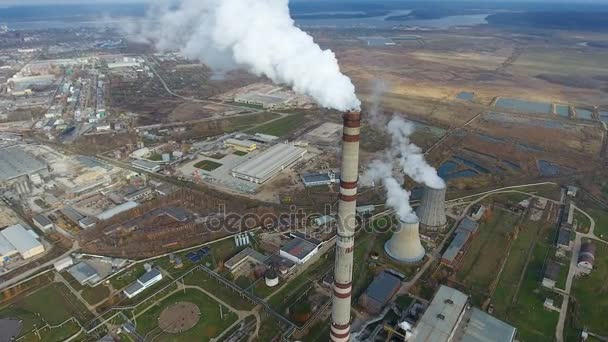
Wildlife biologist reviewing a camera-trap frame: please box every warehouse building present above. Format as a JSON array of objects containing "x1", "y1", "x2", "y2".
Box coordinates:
[
  {"x1": 225, "y1": 247, "x2": 268, "y2": 272},
  {"x1": 123, "y1": 268, "x2": 163, "y2": 299},
  {"x1": 32, "y1": 214, "x2": 53, "y2": 231},
  {"x1": 542, "y1": 260, "x2": 561, "y2": 289},
  {"x1": 0, "y1": 145, "x2": 47, "y2": 183},
  {"x1": 231, "y1": 143, "x2": 307, "y2": 184},
  {"x1": 234, "y1": 93, "x2": 289, "y2": 109},
  {"x1": 224, "y1": 139, "x2": 257, "y2": 152},
  {"x1": 132, "y1": 159, "x2": 161, "y2": 173},
  {"x1": 441, "y1": 218, "x2": 479, "y2": 267},
  {"x1": 68, "y1": 262, "x2": 100, "y2": 285},
  {"x1": 0, "y1": 224, "x2": 45, "y2": 265},
  {"x1": 300, "y1": 171, "x2": 340, "y2": 187}
]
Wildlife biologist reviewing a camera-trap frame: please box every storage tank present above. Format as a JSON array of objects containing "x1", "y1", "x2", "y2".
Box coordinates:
[{"x1": 265, "y1": 269, "x2": 279, "y2": 287}]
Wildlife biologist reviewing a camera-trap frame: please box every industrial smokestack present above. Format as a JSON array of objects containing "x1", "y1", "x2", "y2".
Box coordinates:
[
  {"x1": 331, "y1": 110, "x2": 361, "y2": 342},
  {"x1": 385, "y1": 217, "x2": 425, "y2": 264},
  {"x1": 416, "y1": 185, "x2": 447, "y2": 230}
]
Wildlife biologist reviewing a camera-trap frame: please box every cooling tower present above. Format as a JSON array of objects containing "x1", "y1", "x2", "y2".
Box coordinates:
[
  {"x1": 331, "y1": 111, "x2": 361, "y2": 342},
  {"x1": 384, "y1": 218, "x2": 425, "y2": 263},
  {"x1": 416, "y1": 185, "x2": 447, "y2": 229}
]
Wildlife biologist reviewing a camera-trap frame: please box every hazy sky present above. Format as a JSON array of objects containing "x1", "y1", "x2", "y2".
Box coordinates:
[{"x1": 1, "y1": 0, "x2": 608, "y2": 5}]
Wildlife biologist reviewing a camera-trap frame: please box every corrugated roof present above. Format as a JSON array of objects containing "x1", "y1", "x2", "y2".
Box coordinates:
[
  {"x1": 544, "y1": 261, "x2": 560, "y2": 281},
  {"x1": 0, "y1": 234, "x2": 17, "y2": 256},
  {"x1": 458, "y1": 218, "x2": 479, "y2": 233},
  {"x1": 138, "y1": 268, "x2": 162, "y2": 285},
  {"x1": 0, "y1": 145, "x2": 46, "y2": 181},
  {"x1": 281, "y1": 237, "x2": 317, "y2": 260},
  {"x1": 232, "y1": 143, "x2": 306, "y2": 181},
  {"x1": 412, "y1": 285, "x2": 468, "y2": 342},
  {"x1": 365, "y1": 271, "x2": 401, "y2": 303},
  {"x1": 442, "y1": 229, "x2": 472, "y2": 263},
  {"x1": 33, "y1": 214, "x2": 52, "y2": 227},
  {"x1": 461, "y1": 308, "x2": 517, "y2": 342},
  {"x1": 1, "y1": 224, "x2": 43, "y2": 256}
]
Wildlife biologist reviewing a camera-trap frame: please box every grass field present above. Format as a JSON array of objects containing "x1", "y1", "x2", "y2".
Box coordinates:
[
  {"x1": 110, "y1": 264, "x2": 146, "y2": 290},
  {"x1": 135, "y1": 288, "x2": 237, "y2": 341},
  {"x1": 491, "y1": 216, "x2": 558, "y2": 342},
  {"x1": 457, "y1": 209, "x2": 520, "y2": 297},
  {"x1": 183, "y1": 270, "x2": 255, "y2": 310},
  {"x1": 81, "y1": 284, "x2": 111, "y2": 305},
  {"x1": 194, "y1": 160, "x2": 223, "y2": 171},
  {"x1": 0, "y1": 282, "x2": 92, "y2": 340},
  {"x1": 586, "y1": 207, "x2": 608, "y2": 241},
  {"x1": 247, "y1": 114, "x2": 308, "y2": 137},
  {"x1": 570, "y1": 242, "x2": 608, "y2": 336}
]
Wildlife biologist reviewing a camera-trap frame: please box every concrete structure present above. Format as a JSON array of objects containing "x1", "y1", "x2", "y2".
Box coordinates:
[
  {"x1": 358, "y1": 270, "x2": 402, "y2": 314},
  {"x1": 385, "y1": 218, "x2": 426, "y2": 264},
  {"x1": 542, "y1": 261, "x2": 560, "y2": 289},
  {"x1": 331, "y1": 111, "x2": 361, "y2": 342},
  {"x1": 301, "y1": 171, "x2": 339, "y2": 187},
  {"x1": 417, "y1": 185, "x2": 447, "y2": 230},
  {"x1": 32, "y1": 214, "x2": 53, "y2": 231},
  {"x1": 313, "y1": 215, "x2": 336, "y2": 227},
  {"x1": 458, "y1": 308, "x2": 517, "y2": 342},
  {"x1": 0, "y1": 224, "x2": 44, "y2": 264},
  {"x1": 0, "y1": 145, "x2": 47, "y2": 182},
  {"x1": 224, "y1": 247, "x2": 268, "y2": 271},
  {"x1": 0, "y1": 318, "x2": 21, "y2": 342},
  {"x1": 577, "y1": 241, "x2": 596, "y2": 271},
  {"x1": 412, "y1": 285, "x2": 468, "y2": 342},
  {"x1": 124, "y1": 268, "x2": 163, "y2": 299},
  {"x1": 78, "y1": 217, "x2": 96, "y2": 229},
  {"x1": 557, "y1": 228, "x2": 572, "y2": 250},
  {"x1": 224, "y1": 139, "x2": 257, "y2": 152},
  {"x1": 132, "y1": 159, "x2": 161, "y2": 173},
  {"x1": 280, "y1": 235, "x2": 320, "y2": 265},
  {"x1": 96, "y1": 201, "x2": 139, "y2": 221},
  {"x1": 231, "y1": 143, "x2": 306, "y2": 184},
  {"x1": 265, "y1": 269, "x2": 279, "y2": 287}
]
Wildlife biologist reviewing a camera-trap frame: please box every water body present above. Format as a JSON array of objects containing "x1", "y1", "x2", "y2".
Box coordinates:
[
  {"x1": 600, "y1": 111, "x2": 608, "y2": 123},
  {"x1": 517, "y1": 143, "x2": 544, "y2": 153},
  {"x1": 555, "y1": 104, "x2": 570, "y2": 118},
  {"x1": 576, "y1": 108, "x2": 594, "y2": 120},
  {"x1": 456, "y1": 91, "x2": 475, "y2": 101},
  {"x1": 495, "y1": 98, "x2": 552, "y2": 114},
  {"x1": 538, "y1": 160, "x2": 561, "y2": 177}
]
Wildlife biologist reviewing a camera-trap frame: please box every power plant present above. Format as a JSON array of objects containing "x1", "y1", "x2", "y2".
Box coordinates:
[
  {"x1": 384, "y1": 217, "x2": 426, "y2": 263},
  {"x1": 416, "y1": 185, "x2": 447, "y2": 230},
  {"x1": 331, "y1": 110, "x2": 361, "y2": 342}
]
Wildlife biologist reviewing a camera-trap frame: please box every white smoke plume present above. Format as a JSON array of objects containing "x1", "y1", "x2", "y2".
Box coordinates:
[{"x1": 124, "y1": 0, "x2": 360, "y2": 111}]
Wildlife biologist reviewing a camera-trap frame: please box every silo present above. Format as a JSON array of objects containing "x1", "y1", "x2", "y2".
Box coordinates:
[
  {"x1": 384, "y1": 217, "x2": 425, "y2": 264},
  {"x1": 416, "y1": 185, "x2": 447, "y2": 230}
]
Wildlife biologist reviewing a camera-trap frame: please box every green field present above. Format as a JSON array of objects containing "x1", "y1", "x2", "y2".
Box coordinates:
[
  {"x1": 194, "y1": 160, "x2": 223, "y2": 171},
  {"x1": 457, "y1": 209, "x2": 520, "y2": 296},
  {"x1": 0, "y1": 283, "x2": 92, "y2": 340},
  {"x1": 135, "y1": 288, "x2": 237, "y2": 341},
  {"x1": 587, "y1": 207, "x2": 608, "y2": 241},
  {"x1": 183, "y1": 270, "x2": 255, "y2": 311},
  {"x1": 247, "y1": 114, "x2": 308, "y2": 137},
  {"x1": 491, "y1": 216, "x2": 559, "y2": 342},
  {"x1": 81, "y1": 284, "x2": 111, "y2": 305},
  {"x1": 109, "y1": 265, "x2": 146, "y2": 290},
  {"x1": 570, "y1": 242, "x2": 608, "y2": 336}
]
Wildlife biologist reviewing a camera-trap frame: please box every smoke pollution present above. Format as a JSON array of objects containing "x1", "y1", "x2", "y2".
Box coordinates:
[
  {"x1": 124, "y1": 0, "x2": 360, "y2": 111},
  {"x1": 362, "y1": 80, "x2": 444, "y2": 221}
]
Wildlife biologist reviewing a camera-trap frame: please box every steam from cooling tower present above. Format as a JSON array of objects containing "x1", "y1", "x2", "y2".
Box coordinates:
[
  {"x1": 125, "y1": 0, "x2": 360, "y2": 111},
  {"x1": 364, "y1": 162, "x2": 417, "y2": 222}
]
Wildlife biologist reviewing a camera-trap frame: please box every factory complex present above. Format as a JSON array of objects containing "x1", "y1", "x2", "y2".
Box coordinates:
[
  {"x1": 0, "y1": 224, "x2": 45, "y2": 266},
  {"x1": 231, "y1": 143, "x2": 307, "y2": 184}
]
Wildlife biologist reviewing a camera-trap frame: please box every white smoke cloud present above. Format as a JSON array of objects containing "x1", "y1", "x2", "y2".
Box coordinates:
[{"x1": 124, "y1": 0, "x2": 360, "y2": 111}]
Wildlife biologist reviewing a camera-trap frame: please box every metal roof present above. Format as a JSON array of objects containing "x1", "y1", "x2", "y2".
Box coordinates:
[
  {"x1": 557, "y1": 228, "x2": 571, "y2": 246},
  {"x1": 0, "y1": 145, "x2": 46, "y2": 181},
  {"x1": 123, "y1": 280, "x2": 143, "y2": 296},
  {"x1": 364, "y1": 271, "x2": 402, "y2": 304},
  {"x1": 458, "y1": 218, "x2": 479, "y2": 233},
  {"x1": 138, "y1": 268, "x2": 162, "y2": 285},
  {"x1": 460, "y1": 308, "x2": 517, "y2": 342},
  {"x1": 280, "y1": 237, "x2": 318, "y2": 261},
  {"x1": 232, "y1": 143, "x2": 306, "y2": 182},
  {"x1": 0, "y1": 224, "x2": 43, "y2": 256},
  {"x1": 33, "y1": 214, "x2": 52, "y2": 227},
  {"x1": 0, "y1": 234, "x2": 17, "y2": 257},
  {"x1": 96, "y1": 201, "x2": 139, "y2": 221},
  {"x1": 412, "y1": 285, "x2": 468, "y2": 342},
  {"x1": 225, "y1": 247, "x2": 268, "y2": 269},
  {"x1": 442, "y1": 229, "x2": 472, "y2": 263},
  {"x1": 68, "y1": 262, "x2": 98, "y2": 284},
  {"x1": 544, "y1": 261, "x2": 561, "y2": 281}
]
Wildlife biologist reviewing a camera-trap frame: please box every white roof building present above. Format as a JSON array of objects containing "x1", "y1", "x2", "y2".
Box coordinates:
[
  {"x1": 231, "y1": 143, "x2": 306, "y2": 184},
  {"x1": 0, "y1": 224, "x2": 45, "y2": 261}
]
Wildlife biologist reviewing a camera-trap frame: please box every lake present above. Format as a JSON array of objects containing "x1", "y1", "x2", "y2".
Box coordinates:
[
  {"x1": 555, "y1": 104, "x2": 570, "y2": 118},
  {"x1": 456, "y1": 91, "x2": 475, "y2": 101},
  {"x1": 576, "y1": 108, "x2": 594, "y2": 120},
  {"x1": 495, "y1": 98, "x2": 552, "y2": 114}
]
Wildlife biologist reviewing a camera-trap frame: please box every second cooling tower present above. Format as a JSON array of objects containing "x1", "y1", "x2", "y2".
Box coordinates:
[
  {"x1": 384, "y1": 218, "x2": 425, "y2": 263},
  {"x1": 416, "y1": 185, "x2": 447, "y2": 230}
]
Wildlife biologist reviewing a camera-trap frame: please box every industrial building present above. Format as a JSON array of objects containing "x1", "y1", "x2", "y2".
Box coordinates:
[
  {"x1": 231, "y1": 143, "x2": 307, "y2": 184},
  {"x1": 441, "y1": 218, "x2": 479, "y2": 267},
  {"x1": 0, "y1": 145, "x2": 47, "y2": 183},
  {"x1": 234, "y1": 92, "x2": 289, "y2": 109},
  {"x1": 68, "y1": 262, "x2": 100, "y2": 285},
  {"x1": 300, "y1": 171, "x2": 340, "y2": 187},
  {"x1": 417, "y1": 185, "x2": 448, "y2": 230},
  {"x1": 556, "y1": 228, "x2": 572, "y2": 250},
  {"x1": 123, "y1": 268, "x2": 163, "y2": 299},
  {"x1": 0, "y1": 224, "x2": 45, "y2": 265},
  {"x1": 412, "y1": 285, "x2": 516, "y2": 342},
  {"x1": 224, "y1": 247, "x2": 268, "y2": 271},
  {"x1": 132, "y1": 159, "x2": 161, "y2": 173},
  {"x1": 279, "y1": 234, "x2": 321, "y2": 264},
  {"x1": 96, "y1": 201, "x2": 139, "y2": 221},
  {"x1": 542, "y1": 260, "x2": 561, "y2": 288},
  {"x1": 358, "y1": 270, "x2": 403, "y2": 314},
  {"x1": 53, "y1": 257, "x2": 74, "y2": 272},
  {"x1": 224, "y1": 139, "x2": 257, "y2": 152},
  {"x1": 32, "y1": 214, "x2": 53, "y2": 231}
]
